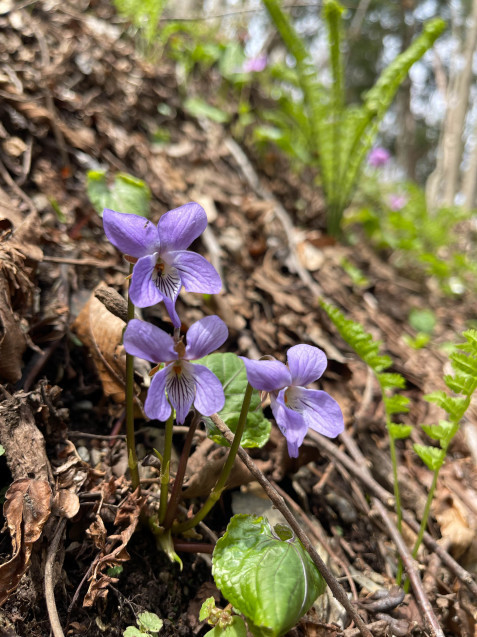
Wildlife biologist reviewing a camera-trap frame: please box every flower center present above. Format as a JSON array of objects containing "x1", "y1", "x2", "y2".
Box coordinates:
[
  {"x1": 151, "y1": 255, "x2": 181, "y2": 300},
  {"x1": 283, "y1": 387, "x2": 302, "y2": 412}
]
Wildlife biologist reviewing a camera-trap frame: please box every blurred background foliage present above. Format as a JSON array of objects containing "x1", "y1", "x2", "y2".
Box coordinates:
[{"x1": 108, "y1": 0, "x2": 477, "y2": 295}]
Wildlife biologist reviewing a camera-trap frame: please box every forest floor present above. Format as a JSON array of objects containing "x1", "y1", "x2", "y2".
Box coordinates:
[{"x1": 0, "y1": 2, "x2": 476, "y2": 636}]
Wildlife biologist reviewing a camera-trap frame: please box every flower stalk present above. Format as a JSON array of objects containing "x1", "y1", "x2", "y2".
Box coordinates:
[
  {"x1": 125, "y1": 263, "x2": 140, "y2": 491},
  {"x1": 172, "y1": 382, "x2": 254, "y2": 534}
]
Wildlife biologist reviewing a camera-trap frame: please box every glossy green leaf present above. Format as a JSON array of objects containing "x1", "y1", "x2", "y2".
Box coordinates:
[
  {"x1": 213, "y1": 515, "x2": 326, "y2": 637},
  {"x1": 86, "y1": 170, "x2": 150, "y2": 218},
  {"x1": 199, "y1": 353, "x2": 271, "y2": 448},
  {"x1": 413, "y1": 444, "x2": 445, "y2": 471},
  {"x1": 388, "y1": 423, "x2": 412, "y2": 440}
]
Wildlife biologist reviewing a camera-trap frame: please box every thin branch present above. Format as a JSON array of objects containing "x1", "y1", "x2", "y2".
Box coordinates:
[
  {"x1": 372, "y1": 499, "x2": 444, "y2": 637},
  {"x1": 44, "y1": 519, "x2": 67, "y2": 637},
  {"x1": 210, "y1": 414, "x2": 373, "y2": 637},
  {"x1": 308, "y1": 430, "x2": 477, "y2": 598}
]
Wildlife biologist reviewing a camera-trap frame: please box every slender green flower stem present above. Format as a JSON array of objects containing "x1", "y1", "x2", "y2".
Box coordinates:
[
  {"x1": 158, "y1": 411, "x2": 175, "y2": 525},
  {"x1": 125, "y1": 264, "x2": 140, "y2": 491},
  {"x1": 173, "y1": 383, "x2": 254, "y2": 534},
  {"x1": 163, "y1": 413, "x2": 199, "y2": 530}
]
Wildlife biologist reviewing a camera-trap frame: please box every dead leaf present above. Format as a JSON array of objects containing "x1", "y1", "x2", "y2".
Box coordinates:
[
  {"x1": 51, "y1": 490, "x2": 80, "y2": 519},
  {"x1": 433, "y1": 488, "x2": 475, "y2": 559},
  {"x1": 83, "y1": 490, "x2": 145, "y2": 607},
  {"x1": 0, "y1": 478, "x2": 51, "y2": 605},
  {"x1": 72, "y1": 285, "x2": 127, "y2": 403}
]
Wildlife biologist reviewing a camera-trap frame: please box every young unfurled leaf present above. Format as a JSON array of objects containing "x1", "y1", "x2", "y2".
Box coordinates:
[
  {"x1": 199, "y1": 353, "x2": 271, "y2": 448},
  {"x1": 413, "y1": 444, "x2": 445, "y2": 471},
  {"x1": 123, "y1": 627, "x2": 142, "y2": 637},
  {"x1": 200, "y1": 598, "x2": 217, "y2": 622},
  {"x1": 213, "y1": 515, "x2": 326, "y2": 637},
  {"x1": 388, "y1": 423, "x2": 412, "y2": 440}
]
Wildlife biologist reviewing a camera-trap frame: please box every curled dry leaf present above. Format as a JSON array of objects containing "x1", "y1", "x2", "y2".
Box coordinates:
[
  {"x1": 0, "y1": 478, "x2": 51, "y2": 605},
  {"x1": 51, "y1": 489, "x2": 80, "y2": 519},
  {"x1": 72, "y1": 285, "x2": 127, "y2": 403},
  {"x1": 83, "y1": 490, "x2": 145, "y2": 607}
]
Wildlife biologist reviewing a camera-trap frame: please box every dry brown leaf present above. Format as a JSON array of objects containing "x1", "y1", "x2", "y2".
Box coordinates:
[
  {"x1": 72, "y1": 285, "x2": 126, "y2": 403},
  {"x1": 433, "y1": 487, "x2": 475, "y2": 559},
  {"x1": 83, "y1": 490, "x2": 145, "y2": 607},
  {"x1": 51, "y1": 490, "x2": 80, "y2": 519},
  {"x1": 0, "y1": 209, "x2": 43, "y2": 382},
  {"x1": 0, "y1": 478, "x2": 51, "y2": 605}
]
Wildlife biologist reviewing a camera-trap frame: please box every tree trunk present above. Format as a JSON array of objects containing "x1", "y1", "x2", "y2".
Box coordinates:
[{"x1": 427, "y1": 0, "x2": 477, "y2": 210}]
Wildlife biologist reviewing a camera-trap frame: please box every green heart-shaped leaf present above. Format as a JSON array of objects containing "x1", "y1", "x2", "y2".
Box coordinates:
[
  {"x1": 213, "y1": 514, "x2": 326, "y2": 636},
  {"x1": 198, "y1": 353, "x2": 271, "y2": 448}
]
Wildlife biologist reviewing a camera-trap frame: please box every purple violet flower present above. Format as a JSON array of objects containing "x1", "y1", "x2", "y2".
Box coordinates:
[
  {"x1": 243, "y1": 54, "x2": 267, "y2": 73},
  {"x1": 240, "y1": 345, "x2": 344, "y2": 458},
  {"x1": 124, "y1": 316, "x2": 228, "y2": 423},
  {"x1": 103, "y1": 202, "x2": 222, "y2": 327},
  {"x1": 389, "y1": 194, "x2": 407, "y2": 211},
  {"x1": 368, "y1": 147, "x2": 391, "y2": 168}
]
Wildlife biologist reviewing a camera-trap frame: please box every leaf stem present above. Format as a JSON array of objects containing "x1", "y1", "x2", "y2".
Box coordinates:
[
  {"x1": 125, "y1": 264, "x2": 140, "y2": 491},
  {"x1": 172, "y1": 383, "x2": 254, "y2": 534}
]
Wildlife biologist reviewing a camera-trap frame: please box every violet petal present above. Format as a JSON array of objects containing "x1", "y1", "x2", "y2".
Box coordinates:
[
  {"x1": 272, "y1": 393, "x2": 308, "y2": 458},
  {"x1": 290, "y1": 387, "x2": 344, "y2": 438},
  {"x1": 168, "y1": 251, "x2": 222, "y2": 294},
  {"x1": 240, "y1": 357, "x2": 291, "y2": 392},
  {"x1": 185, "y1": 315, "x2": 228, "y2": 360},
  {"x1": 103, "y1": 209, "x2": 158, "y2": 258},
  {"x1": 287, "y1": 344, "x2": 327, "y2": 386},
  {"x1": 129, "y1": 254, "x2": 164, "y2": 308},
  {"x1": 158, "y1": 202, "x2": 207, "y2": 252},
  {"x1": 166, "y1": 360, "x2": 196, "y2": 424},
  {"x1": 144, "y1": 367, "x2": 172, "y2": 421},
  {"x1": 123, "y1": 319, "x2": 176, "y2": 363},
  {"x1": 193, "y1": 364, "x2": 225, "y2": 415}
]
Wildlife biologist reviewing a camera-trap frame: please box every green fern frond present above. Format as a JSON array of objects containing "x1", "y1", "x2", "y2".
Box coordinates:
[
  {"x1": 425, "y1": 391, "x2": 468, "y2": 422},
  {"x1": 457, "y1": 329, "x2": 477, "y2": 353},
  {"x1": 378, "y1": 373, "x2": 407, "y2": 390},
  {"x1": 321, "y1": 300, "x2": 394, "y2": 374},
  {"x1": 384, "y1": 395, "x2": 410, "y2": 416}
]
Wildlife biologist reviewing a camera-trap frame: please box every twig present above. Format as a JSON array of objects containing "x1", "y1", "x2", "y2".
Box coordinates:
[
  {"x1": 44, "y1": 519, "x2": 67, "y2": 637},
  {"x1": 43, "y1": 255, "x2": 121, "y2": 270},
  {"x1": 309, "y1": 430, "x2": 477, "y2": 598},
  {"x1": 210, "y1": 414, "x2": 373, "y2": 637},
  {"x1": 371, "y1": 499, "x2": 444, "y2": 637}
]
